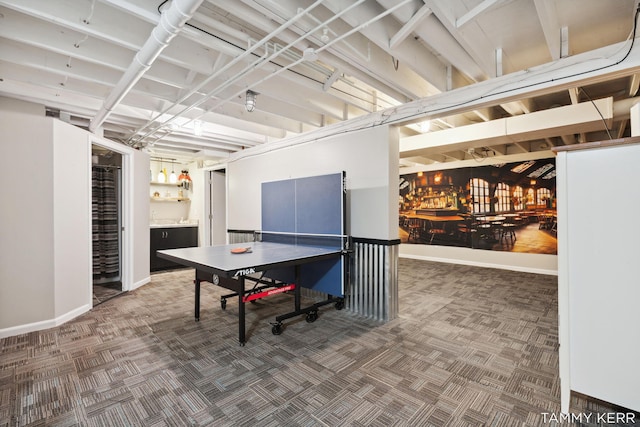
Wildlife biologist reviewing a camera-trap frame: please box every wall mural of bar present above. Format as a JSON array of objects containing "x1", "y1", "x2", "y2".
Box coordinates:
[{"x1": 399, "y1": 158, "x2": 557, "y2": 254}]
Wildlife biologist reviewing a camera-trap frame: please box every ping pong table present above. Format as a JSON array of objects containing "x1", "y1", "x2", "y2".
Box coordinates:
[{"x1": 157, "y1": 237, "x2": 347, "y2": 345}]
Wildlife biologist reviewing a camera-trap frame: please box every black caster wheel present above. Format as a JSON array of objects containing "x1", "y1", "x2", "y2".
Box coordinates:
[
  {"x1": 305, "y1": 311, "x2": 318, "y2": 323},
  {"x1": 239, "y1": 341, "x2": 245, "y2": 347},
  {"x1": 334, "y1": 299, "x2": 345, "y2": 310},
  {"x1": 220, "y1": 299, "x2": 227, "y2": 310},
  {"x1": 271, "y1": 323, "x2": 283, "y2": 335}
]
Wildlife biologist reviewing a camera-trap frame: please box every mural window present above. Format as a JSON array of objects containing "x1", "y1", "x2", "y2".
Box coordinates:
[
  {"x1": 526, "y1": 188, "x2": 536, "y2": 206},
  {"x1": 494, "y1": 183, "x2": 510, "y2": 212},
  {"x1": 537, "y1": 188, "x2": 552, "y2": 207},
  {"x1": 512, "y1": 186, "x2": 524, "y2": 211},
  {"x1": 470, "y1": 178, "x2": 490, "y2": 213}
]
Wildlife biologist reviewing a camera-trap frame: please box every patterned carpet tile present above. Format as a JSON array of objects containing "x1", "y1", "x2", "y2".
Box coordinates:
[{"x1": 2, "y1": 259, "x2": 638, "y2": 426}]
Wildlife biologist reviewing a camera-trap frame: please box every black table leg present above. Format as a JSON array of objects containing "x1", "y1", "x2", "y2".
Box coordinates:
[
  {"x1": 294, "y1": 265, "x2": 301, "y2": 312},
  {"x1": 194, "y1": 279, "x2": 201, "y2": 321},
  {"x1": 238, "y1": 277, "x2": 246, "y2": 346}
]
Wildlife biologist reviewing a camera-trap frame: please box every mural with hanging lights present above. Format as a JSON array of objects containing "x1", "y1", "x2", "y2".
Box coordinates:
[{"x1": 399, "y1": 157, "x2": 557, "y2": 254}]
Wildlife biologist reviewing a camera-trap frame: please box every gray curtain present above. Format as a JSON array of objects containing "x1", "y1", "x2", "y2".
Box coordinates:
[{"x1": 92, "y1": 167, "x2": 119, "y2": 280}]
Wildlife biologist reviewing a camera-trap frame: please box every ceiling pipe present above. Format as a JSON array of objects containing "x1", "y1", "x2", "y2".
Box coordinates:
[
  {"x1": 128, "y1": 0, "x2": 327, "y2": 143},
  {"x1": 89, "y1": 0, "x2": 205, "y2": 133},
  {"x1": 140, "y1": 0, "x2": 413, "y2": 146}
]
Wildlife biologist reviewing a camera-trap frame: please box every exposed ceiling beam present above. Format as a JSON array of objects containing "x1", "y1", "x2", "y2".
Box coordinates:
[
  {"x1": 442, "y1": 151, "x2": 466, "y2": 161},
  {"x1": 630, "y1": 73, "x2": 640, "y2": 96},
  {"x1": 544, "y1": 137, "x2": 558, "y2": 148},
  {"x1": 397, "y1": 2, "x2": 485, "y2": 83},
  {"x1": 512, "y1": 142, "x2": 529, "y2": 153},
  {"x1": 389, "y1": 5, "x2": 432, "y2": 49},
  {"x1": 491, "y1": 145, "x2": 508, "y2": 155},
  {"x1": 472, "y1": 108, "x2": 493, "y2": 122},
  {"x1": 568, "y1": 87, "x2": 580, "y2": 104},
  {"x1": 456, "y1": 0, "x2": 499, "y2": 28},
  {"x1": 534, "y1": 0, "x2": 561, "y2": 60},
  {"x1": 319, "y1": 0, "x2": 447, "y2": 95},
  {"x1": 239, "y1": 37, "x2": 640, "y2": 162},
  {"x1": 426, "y1": 0, "x2": 498, "y2": 78},
  {"x1": 615, "y1": 119, "x2": 629, "y2": 138}
]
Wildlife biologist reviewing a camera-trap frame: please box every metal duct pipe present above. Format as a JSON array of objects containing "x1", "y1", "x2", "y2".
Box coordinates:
[
  {"x1": 89, "y1": 0, "x2": 204, "y2": 132},
  {"x1": 139, "y1": 0, "x2": 412, "y2": 146},
  {"x1": 129, "y1": 0, "x2": 328, "y2": 144}
]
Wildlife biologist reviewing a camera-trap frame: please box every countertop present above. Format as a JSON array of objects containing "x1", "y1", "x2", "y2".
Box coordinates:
[{"x1": 150, "y1": 219, "x2": 199, "y2": 229}]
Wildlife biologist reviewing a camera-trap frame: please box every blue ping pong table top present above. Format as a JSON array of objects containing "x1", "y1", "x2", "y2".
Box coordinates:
[{"x1": 157, "y1": 241, "x2": 342, "y2": 278}]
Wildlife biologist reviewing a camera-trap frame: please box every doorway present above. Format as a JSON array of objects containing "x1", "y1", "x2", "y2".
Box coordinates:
[
  {"x1": 207, "y1": 169, "x2": 226, "y2": 246},
  {"x1": 91, "y1": 145, "x2": 123, "y2": 305}
]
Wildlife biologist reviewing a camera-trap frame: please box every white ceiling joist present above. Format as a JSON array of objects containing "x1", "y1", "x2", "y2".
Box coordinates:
[
  {"x1": 533, "y1": 0, "x2": 561, "y2": 60},
  {"x1": 630, "y1": 73, "x2": 640, "y2": 96},
  {"x1": 456, "y1": 0, "x2": 500, "y2": 28},
  {"x1": 230, "y1": 37, "x2": 640, "y2": 161},
  {"x1": 427, "y1": 0, "x2": 498, "y2": 78},
  {"x1": 389, "y1": 5, "x2": 432, "y2": 49},
  {"x1": 320, "y1": 0, "x2": 447, "y2": 94}
]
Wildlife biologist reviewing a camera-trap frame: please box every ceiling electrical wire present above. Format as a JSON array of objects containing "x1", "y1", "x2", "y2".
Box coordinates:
[
  {"x1": 232, "y1": 1, "x2": 640, "y2": 164},
  {"x1": 155, "y1": 0, "x2": 383, "y2": 109},
  {"x1": 159, "y1": 1, "x2": 639, "y2": 164},
  {"x1": 579, "y1": 87, "x2": 614, "y2": 140},
  {"x1": 375, "y1": 2, "x2": 640, "y2": 129}
]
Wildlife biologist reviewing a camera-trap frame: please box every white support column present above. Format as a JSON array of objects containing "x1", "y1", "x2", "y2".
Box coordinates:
[{"x1": 631, "y1": 101, "x2": 640, "y2": 136}]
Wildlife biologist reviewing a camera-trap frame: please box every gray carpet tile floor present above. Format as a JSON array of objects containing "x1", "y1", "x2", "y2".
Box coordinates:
[
  {"x1": 1, "y1": 258, "x2": 638, "y2": 426},
  {"x1": 93, "y1": 282, "x2": 123, "y2": 307}
]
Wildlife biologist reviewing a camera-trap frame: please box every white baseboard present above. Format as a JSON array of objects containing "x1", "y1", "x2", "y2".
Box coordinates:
[
  {"x1": 0, "y1": 303, "x2": 92, "y2": 339},
  {"x1": 400, "y1": 253, "x2": 558, "y2": 276},
  {"x1": 130, "y1": 276, "x2": 151, "y2": 291},
  {"x1": 1, "y1": 277, "x2": 152, "y2": 339}
]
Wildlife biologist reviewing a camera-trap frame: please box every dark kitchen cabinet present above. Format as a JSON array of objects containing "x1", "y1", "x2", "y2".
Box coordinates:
[{"x1": 150, "y1": 226, "x2": 198, "y2": 271}]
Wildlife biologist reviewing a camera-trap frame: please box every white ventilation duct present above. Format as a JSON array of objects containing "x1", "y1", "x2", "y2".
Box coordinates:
[
  {"x1": 89, "y1": 0, "x2": 204, "y2": 132},
  {"x1": 400, "y1": 98, "x2": 615, "y2": 156}
]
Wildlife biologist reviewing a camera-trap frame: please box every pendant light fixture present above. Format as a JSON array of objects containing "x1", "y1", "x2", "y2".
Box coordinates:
[
  {"x1": 169, "y1": 160, "x2": 178, "y2": 183},
  {"x1": 245, "y1": 90, "x2": 257, "y2": 112},
  {"x1": 157, "y1": 158, "x2": 166, "y2": 183}
]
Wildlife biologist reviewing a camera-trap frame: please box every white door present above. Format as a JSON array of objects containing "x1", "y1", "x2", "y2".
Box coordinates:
[{"x1": 208, "y1": 170, "x2": 227, "y2": 245}]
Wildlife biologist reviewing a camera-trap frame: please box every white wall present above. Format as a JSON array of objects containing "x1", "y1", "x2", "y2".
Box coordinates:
[
  {"x1": 0, "y1": 97, "x2": 151, "y2": 337},
  {"x1": 130, "y1": 142, "x2": 151, "y2": 290},
  {"x1": 0, "y1": 98, "x2": 55, "y2": 327},
  {"x1": 556, "y1": 139, "x2": 640, "y2": 413},
  {"x1": 227, "y1": 125, "x2": 399, "y2": 240},
  {"x1": 188, "y1": 161, "x2": 206, "y2": 245},
  {"x1": 53, "y1": 120, "x2": 92, "y2": 317},
  {"x1": 209, "y1": 171, "x2": 227, "y2": 245}
]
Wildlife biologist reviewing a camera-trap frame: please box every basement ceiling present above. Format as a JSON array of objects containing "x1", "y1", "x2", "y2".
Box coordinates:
[{"x1": 1, "y1": 0, "x2": 639, "y2": 167}]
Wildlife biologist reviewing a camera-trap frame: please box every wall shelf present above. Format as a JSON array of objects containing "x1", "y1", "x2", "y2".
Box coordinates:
[
  {"x1": 150, "y1": 181, "x2": 182, "y2": 187},
  {"x1": 150, "y1": 197, "x2": 190, "y2": 202}
]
